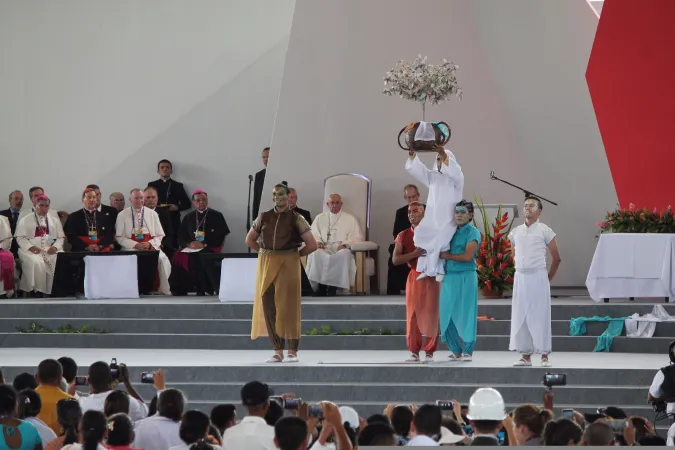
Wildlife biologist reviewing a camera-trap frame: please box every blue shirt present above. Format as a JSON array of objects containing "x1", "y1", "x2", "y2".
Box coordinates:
[{"x1": 446, "y1": 223, "x2": 481, "y2": 273}]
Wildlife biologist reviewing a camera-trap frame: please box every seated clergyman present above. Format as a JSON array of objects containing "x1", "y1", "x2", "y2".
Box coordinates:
[
  {"x1": 15, "y1": 194, "x2": 65, "y2": 298},
  {"x1": 305, "y1": 193, "x2": 364, "y2": 296},
  {"x1": 115, "y1": 189, "x2": 172, "y2": 295}
]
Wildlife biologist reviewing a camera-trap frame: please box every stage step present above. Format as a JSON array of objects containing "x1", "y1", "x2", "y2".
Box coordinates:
[
  {"x1": 2, "y1": 318, "x2": 673, "y2": 337},
  {"x1": 0, "y1": 332, "x2": 669, "y2": 353},
  {"x1": 0, "y1": 361, "x2": 662, "y2": 429},
  {"x1": 1, "y1": 300, "x2": 671, "y2": 322}
]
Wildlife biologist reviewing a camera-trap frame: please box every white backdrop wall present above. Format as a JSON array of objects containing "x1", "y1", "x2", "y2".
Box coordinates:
[
  {"x1": 266, "y1": 0, "x2": 617, "y2": 288},
  {"x1": 0, "y1": 0, "x2": 295, "y2": 251}
]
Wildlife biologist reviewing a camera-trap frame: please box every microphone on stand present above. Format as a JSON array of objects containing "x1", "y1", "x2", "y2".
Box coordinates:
[
  {"x1": 246, "y1": 175, "x2": 253, "y2": 253},
  {"x1": 488, "y1": 170, "x2": 558, "y2": 206}
]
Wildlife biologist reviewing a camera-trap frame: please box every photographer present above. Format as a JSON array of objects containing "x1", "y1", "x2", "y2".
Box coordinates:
[
  {"x1": 649, "y1": 341, "x2": 675, "y2": 421},
  {"x1": 79, "y1": 361, "x2": 163, "y2": 421}
]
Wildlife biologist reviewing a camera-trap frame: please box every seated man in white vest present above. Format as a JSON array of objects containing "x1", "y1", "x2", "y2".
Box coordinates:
[
  {"x1": 305, "y1": 193, "x2": 364, "y2": 296},
  {"x1": 115, "y1": 188, "x2": 172, "y2": 295}
]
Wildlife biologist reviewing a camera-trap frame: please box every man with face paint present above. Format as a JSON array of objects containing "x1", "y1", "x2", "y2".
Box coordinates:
[
  {"x1": 393, "y1": 201, "x2": 440, "y2": 362},
  {"x1": 438, "y1": 200, "x2": 482, "y2": 361},
  {"x1": 405, "y1": 124, "x2": 464, "y2": 282},
  {"x1": 15, "y1": 195, "x2": 65, "y2": 297},
  {"x1": 246, "y1": 183, "x2": 318, "y2": 363},
  {"x1": 508, "y1": 196, "x2": 561, "y2": 367}
]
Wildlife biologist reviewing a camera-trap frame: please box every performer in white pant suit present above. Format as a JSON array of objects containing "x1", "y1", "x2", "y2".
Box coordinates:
[
  {"x1": 508, "y1": 196, "x2": 561, "y2": 367},
  {"x1": 15, "y1": 195, "x2": 65, "y2": 296},
  {"x1": 115, "y1": 189, "x2": 172, "y2": 295},
  {"x1": 405, "y1": 124, "x2": 464, "y2": 281}
]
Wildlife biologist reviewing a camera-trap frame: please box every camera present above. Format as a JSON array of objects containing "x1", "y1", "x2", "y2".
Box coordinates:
[
  {"x1": 607, "y1": 419, "x2": 627, "y2": 433},
  {"x1": 542, "y1": 373, "x2": 566, "y2": 388},
  {"x1": 110, "y1": 358, "x2": 120, "y2": 380},
  {"x1": 562, "y1": 408, "x2": 574, "y2": 420},
  {"x1": 270, "y1": 396, "x2": 301, "y2": 410},
  {"x1": 74, "y1": 375, "x2": 89, "y2": 386},
  {"x1": 653, "y1": 401, "x2": 667, "y2": 413},
  {"x1": 308, "y1": 405, "x2": 323, "y2": 419},
  {"x1": 435, "y1": 400, "x2": 454, "y2": 410},
  {"x1": 140, "y1": 372, "x2": 154, "y2": 384}
]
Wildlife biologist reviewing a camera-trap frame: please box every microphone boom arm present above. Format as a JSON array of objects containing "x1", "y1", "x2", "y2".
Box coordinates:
[{"x1": 489, "y1": 171, "x2": 558, "y2": 206}]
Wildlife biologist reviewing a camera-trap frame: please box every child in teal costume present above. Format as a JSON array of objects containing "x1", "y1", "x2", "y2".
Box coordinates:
[{"x1": 439, "y1": 200, "x2": 481, "y2": 361}]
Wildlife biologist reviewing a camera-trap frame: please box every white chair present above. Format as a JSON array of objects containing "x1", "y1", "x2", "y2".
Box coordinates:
[{"x1": 324, "y1": 173, "x2": 379, "y2": 294}]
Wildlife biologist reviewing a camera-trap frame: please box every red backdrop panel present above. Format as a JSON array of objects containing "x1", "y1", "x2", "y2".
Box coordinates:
[{"x1": 586, "y1": 0, "x2": 675, "y2": 209}]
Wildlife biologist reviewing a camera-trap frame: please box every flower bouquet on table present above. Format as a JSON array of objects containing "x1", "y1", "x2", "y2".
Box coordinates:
[
  {"x1": 473, "y1": 196, "x2": 516, "y2": 298},
  {"x1": 596, "y1": 203, "x2": 675, "y2": 234},
  {"x1": 382, "y1": 55, "x2": 462, "y2": 152}
]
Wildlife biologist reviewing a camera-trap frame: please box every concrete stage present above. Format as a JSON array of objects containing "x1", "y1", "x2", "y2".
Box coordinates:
[{"x1": 0, "y1": 290, "x2": 672, "y2": 428}]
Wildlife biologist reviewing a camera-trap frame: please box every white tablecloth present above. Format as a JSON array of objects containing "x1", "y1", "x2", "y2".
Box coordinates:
[
  {"x1": 586, "y1": 233, "x2": 675, "y2": 302},
  {"x1": 84, "y1": 255, "x2": 139, "y2": 299},
  {"x1": 218, "y1": 257, "x2": 258, "y2": 302}
]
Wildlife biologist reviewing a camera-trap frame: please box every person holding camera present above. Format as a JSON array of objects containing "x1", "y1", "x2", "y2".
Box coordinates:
[{"x1": 78, "y1": 361, "x2": 164, "y2": 422}]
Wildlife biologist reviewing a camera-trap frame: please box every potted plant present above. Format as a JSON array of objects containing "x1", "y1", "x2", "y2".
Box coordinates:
[{"x1": 473, "y1": 195, "x2": 516, "y2": 299}]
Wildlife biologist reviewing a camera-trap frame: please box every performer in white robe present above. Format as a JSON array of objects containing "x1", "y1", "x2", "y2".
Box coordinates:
[
  {"x1": 405, "y1": 138, "x2": 464, "y2": 281},
  {"x1": 115, "y1": 189, "x2": 171, "y2": 295},
  {"x1": 15, "y1": 195, "x2": 64, "y2": 295},
  {"x1": 508, "y1": 196, "x2": 561, "y2": 367},
  {"x1": 0, "y1": 215, "x2": 15, "y2": 297},
  {"x1": 305, "y1": 193, "x2": 364, "y2": 292}
]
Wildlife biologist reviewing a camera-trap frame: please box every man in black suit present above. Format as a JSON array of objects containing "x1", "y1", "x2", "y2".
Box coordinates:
[
  {"x1": 387, "y1": 184, "x2": 420, "y2": 294},
  {"x1": 143, "y1": 186, "x2": 174, "y2": 258},
  {"x1": 251, "y1": 146, "x2": 270, "y2": 220},
  {"x1": 0, "y1": 190, "x2": 23, "y2": 256},
  {"x1": 64, "y1": 188, "x2": 116, "y2": 252},
  {"x1": 148, "y1": 159, "x2": 191, "y2": 249},
  {"x1": 288, "y1": 187, "x2": 312, "y2": 224},
  {"x1": 85, "y1": 184, "x2": 120, "y2": 224}
]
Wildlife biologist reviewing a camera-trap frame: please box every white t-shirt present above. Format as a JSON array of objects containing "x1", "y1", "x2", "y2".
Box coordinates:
[
  {"x1": 222, "y1": 416, "x2": 276, "y2": 450},
  {"x1": 133, "y1": 415, "x2": 182, "y2": 450},
  {"x1": 508, "y1": 221, "x2": 556, "y2": 272},
  {"x1": 407, "y1": 434, "x2": 440, "y2": 446},
  {"x1": 78, "y1": 390, "x2": 150, "y2": 422}
]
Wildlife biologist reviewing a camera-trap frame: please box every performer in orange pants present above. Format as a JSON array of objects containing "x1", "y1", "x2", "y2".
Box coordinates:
[{"x1": 393, "y1": 201, "x2": 440, "y2": 362}]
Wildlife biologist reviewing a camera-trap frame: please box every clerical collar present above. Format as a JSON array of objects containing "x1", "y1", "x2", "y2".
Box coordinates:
[
  {"x1": 197, "y1": 208, "x2": 208, "y2": 214},
  {"x1": 84, "y1": 208, "x2": 96, "y2": 214},
  {"x1": 329, "y1": 211, "x2": 342, "y2": 218},
  {"x1": 9, "y1": 207, "x2": 19, "y2": 214},
  {"x1": 160, "y1": 177, "x2": 171, "y2": 182},
  {"x1": 133, "y1": 208, "x2": 143, "y2": 214}
]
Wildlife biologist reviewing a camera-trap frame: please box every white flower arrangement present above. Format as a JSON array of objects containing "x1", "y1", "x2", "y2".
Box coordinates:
[{"x1": 383, "y1": 55, "x2": 462, "y2": 119}]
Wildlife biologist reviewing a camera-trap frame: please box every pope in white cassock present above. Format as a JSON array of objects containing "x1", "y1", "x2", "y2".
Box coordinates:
[
  {"x1": 115, "y1": 189, "x2": 172, "y2": 295},
  {"x1": 15, "y1": 195, "x2": 65, "y2": 295},
  {"x1": 305, "y1": 193, "x2": 364, "y2": 293},
  {"x1": 405, "y1": 131, "x2": 464, "y2": 281}
]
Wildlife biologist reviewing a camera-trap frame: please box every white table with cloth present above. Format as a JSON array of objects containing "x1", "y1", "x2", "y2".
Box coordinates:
[{"x1": 586, "y1": 233, "x2": 675, "y2": 302}]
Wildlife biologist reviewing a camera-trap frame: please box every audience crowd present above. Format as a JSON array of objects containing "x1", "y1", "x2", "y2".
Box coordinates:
[{"x1": 0, "y1": 357, "x2": 668, "y2": 449}]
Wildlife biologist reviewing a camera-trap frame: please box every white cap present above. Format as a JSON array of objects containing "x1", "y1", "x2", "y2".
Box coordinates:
[
  {"x1": 439, "y1": 426, "x2": 465, "y2": 444},
  {"x1": 338, "y1": 406, "x2": 360, "y2": 430},
  {"x1": 467, "y1": 388, "x2": 506, "y2": 421}
]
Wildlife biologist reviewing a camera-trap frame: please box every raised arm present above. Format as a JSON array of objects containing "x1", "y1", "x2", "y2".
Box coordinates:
[
  {"x1": 438, "y1": 148, "x2": 464, "y2": 186},
  {"x1": 405, "y1": 151, "x2": 431, "y2": 187}
]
